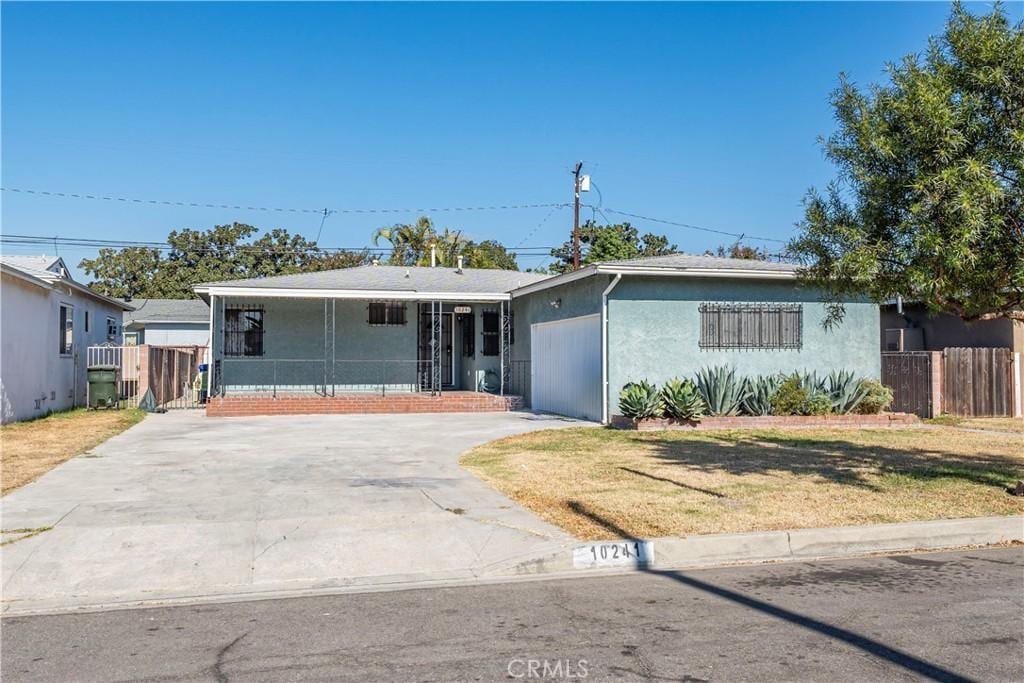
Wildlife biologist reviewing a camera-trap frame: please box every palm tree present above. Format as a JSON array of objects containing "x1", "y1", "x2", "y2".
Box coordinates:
[{"x1": 372, "y1": 216, "x2": 436, "y2": 266}]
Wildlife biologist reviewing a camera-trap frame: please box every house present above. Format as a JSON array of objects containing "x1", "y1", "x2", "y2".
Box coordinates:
[
  {"x1": 122, "y1": 298, "x2": 210, "y2": 347},
  {"x1": 195, "y1": 254, "x2": 879, "y2": 422},
  {"x1": 880, "y1": 301, "x2": 1024, "y2": 354},
  {"x1": 1, "y1": 255, "x2": 133, "y2": 423}
]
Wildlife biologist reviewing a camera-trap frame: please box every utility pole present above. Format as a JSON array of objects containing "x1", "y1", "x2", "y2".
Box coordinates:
[{"x1": 572, "y1": 161, "x2": 583, "y2": 271}]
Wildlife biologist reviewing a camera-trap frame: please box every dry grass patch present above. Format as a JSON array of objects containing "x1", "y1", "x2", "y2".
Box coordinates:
[
  {"x1": 1, "y1": 409, "x2": 144, "y2": 494},
  {"x1": 955, "y1": 418, "x2": 1024, "y2": 434},
  {"x1": 461, "y1": 426, "x2": 1024, "y2": 540}
]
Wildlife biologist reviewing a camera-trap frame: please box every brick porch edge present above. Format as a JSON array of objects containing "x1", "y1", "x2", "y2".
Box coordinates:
[
  {"x1": 611, "y1": 412, "x2": 920, "y2": 431},
  {"x1": 206, "y1": 392, "x2": 524, "y2": 417}
]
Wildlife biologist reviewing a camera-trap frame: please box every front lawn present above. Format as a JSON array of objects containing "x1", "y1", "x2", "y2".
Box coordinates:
[
  {"x1": 1, "y1": 409, "x2": 145, "y2": 495},
  {"x1": 461, "y1": 426, "x2": 1024, "y2": 540},
  {"x1": 927, "y1": 416, "x2": 1024, "y2": 434}
]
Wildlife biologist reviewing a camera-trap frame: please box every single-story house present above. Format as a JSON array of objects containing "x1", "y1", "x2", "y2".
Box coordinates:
[
  {"x1": 1, "y1": 255, "x2": 132, "y2": 423},
  {"x1": 122, "y1": 298, "x2": 210, "y2": 347},
  {"x1": 195, "y1": 254, "x2": 879, "y2": 422}
]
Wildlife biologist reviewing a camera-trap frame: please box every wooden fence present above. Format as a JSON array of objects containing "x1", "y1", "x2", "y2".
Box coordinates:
[
  {"x1": 942, "y1": 347, "x2": 1013, "y2": 417},
  {"x1": 882, "y1": 347, "x2": 1018, "y2": 418}
]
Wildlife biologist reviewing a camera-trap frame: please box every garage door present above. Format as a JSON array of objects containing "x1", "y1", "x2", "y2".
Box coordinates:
[{"x1": 530, "y1": 314, "x2": 601, "y2": 421}]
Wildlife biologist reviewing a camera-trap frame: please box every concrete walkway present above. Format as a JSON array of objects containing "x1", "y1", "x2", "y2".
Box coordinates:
[{"x1": 1, "y1": 411, "x2": 584, "y2": 613}]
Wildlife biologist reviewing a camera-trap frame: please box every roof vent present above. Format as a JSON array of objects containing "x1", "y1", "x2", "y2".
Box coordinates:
[
  {"x1": 456, "y1": 256, "x2": 464, "y2": 273},
  {"x1": 405, "y1": 269, "x2": 411, "y2": 278}
]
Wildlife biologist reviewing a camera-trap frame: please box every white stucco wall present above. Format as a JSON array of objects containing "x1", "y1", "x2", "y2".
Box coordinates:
[{"x1": 1, "y1": 273, "x2": 125, "y2": 423}]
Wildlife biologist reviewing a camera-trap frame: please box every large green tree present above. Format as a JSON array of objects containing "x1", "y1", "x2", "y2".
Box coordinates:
[
  {"x1": 789, "y1": 3, "x2": 1023, "y2": 323},
  {"x1": 548, "y1": 221, "x2": 677, "y2": 274},
  {"x1": 80, "y1": 223, "x2": 368, "y2": 298}
]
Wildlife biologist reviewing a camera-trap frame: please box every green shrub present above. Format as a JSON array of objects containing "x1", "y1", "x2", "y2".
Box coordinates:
[
  {"x1": 619, "y1": 381, "x2": 664, "y2": 420},
  {"x1": 803, "y1": 391, "x2": 834, "y2": 416},
  {"x1": 661, "y1": 378, "x2": 706, "y2": 421},
  {"x1": 695, "y1": 366, "x2": 745, "y2": 416},
  {"x1": 741, "y1": 375, "x2": 781, "y2": 416},
  {"x1": 826, "y1": 370, "x2": 869, "y2": 414},
  {"x1": 770, "y1": 376, "x2": 808, "y2": 415},
  {"x1": 854, "y1": 379, "x2": 893, "y2": 414}
]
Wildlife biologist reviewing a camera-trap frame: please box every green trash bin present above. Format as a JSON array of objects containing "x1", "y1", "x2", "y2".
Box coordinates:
[{"x1": 87, "y1": 364, "x2": 119, "y2": 409}]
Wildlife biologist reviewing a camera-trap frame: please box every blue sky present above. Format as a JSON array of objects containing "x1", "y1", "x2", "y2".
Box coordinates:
[{"x1": 1, "y1": 1, "x2": 996, "y2": 276}]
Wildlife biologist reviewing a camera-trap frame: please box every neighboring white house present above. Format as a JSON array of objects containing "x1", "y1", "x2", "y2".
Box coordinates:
[
  {"x1": 0, "y1": 255, "x2": 133, "y2": 423},
  {"x1": 122, "y1": 298, "x2": 210, "y2": 346}
]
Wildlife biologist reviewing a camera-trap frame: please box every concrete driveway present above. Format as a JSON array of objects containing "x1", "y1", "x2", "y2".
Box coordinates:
[{"x1": 1, "y1": 411, "x2": 583, "y2": 614}]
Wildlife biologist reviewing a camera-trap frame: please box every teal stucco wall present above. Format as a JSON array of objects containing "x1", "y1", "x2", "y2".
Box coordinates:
[
  {"x1": 213, "y1": 297, "x2": 505, "y2": 392},
  {"x1": 606, "y1": 276, "x2": 881, "y2": 411}
]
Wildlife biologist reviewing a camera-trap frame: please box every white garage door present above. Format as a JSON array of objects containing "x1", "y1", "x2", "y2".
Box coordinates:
[{"x1": 530, "y1": 314, "x2": 601, "y2": 421}]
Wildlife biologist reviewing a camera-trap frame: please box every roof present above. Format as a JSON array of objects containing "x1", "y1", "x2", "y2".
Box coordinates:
[
  {"x1": 1, "y1": 254, "x2": 133, "y2": 309},
  {"x1": 597, "y1": 253, "x2": 798, "y2": 273},
  {"x1": 510, "y1": 252, "x2": 799, "y2": 297},
  {"x1": 0, "y1": 255, "x2": 68, "y2": 282},
  {"x1": 123, "y1": 298, "x2": 210, "y2": 325},
  {"x1": 195, "y1": 265, "x2": 551, "y2": 300}
]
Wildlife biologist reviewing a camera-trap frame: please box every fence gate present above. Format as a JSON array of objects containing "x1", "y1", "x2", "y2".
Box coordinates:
[
  {"x1": 943, "y1": 347, "x2": 1013, "y2": 417},
  {"x1": 881, "y1": 352, "x2": 934, "y2": 418},
  {"x1": 88, "y1": 345, "x2": 205, "y2": 410}
]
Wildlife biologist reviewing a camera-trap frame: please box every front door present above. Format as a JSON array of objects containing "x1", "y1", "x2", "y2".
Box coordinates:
[{"x1": 418, "y1": 311, "x2": 454, "y2": 387}]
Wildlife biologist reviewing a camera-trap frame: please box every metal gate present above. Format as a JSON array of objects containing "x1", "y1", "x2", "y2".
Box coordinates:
[{"x1": 881, "y1": 351, "x2": 934, "y2": 418}]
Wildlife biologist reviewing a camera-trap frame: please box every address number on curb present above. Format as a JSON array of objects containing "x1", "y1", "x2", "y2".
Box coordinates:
[{"x1": 573, "y1": 540, "x2": 654, "y2": 568}]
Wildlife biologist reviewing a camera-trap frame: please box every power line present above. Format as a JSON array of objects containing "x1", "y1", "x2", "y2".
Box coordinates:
[
  {"x1": 597, "y1": 207, "x2": 788, "y2": 244},
  {"x1": 0, "y1": 186, "x2": 569, "y2": 215}
]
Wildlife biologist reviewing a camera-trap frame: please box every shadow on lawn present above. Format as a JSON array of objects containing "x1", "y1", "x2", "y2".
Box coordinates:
[{"x1": 632, "y1": 431, "x2": 1022, "y2": 492}]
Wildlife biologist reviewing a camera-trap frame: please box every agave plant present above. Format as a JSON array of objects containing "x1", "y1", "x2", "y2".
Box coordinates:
[
  {"x1": 661, "y1": 377, "x2": 706, "y2": 421},
  {"x1": 741, "y1": 374, "x2": 781, "y2": 416},
  {"x1": 826, "y1": 370, "x2": 869, "y2": 414},
  {"x1": 695, "y1": 366, "x2": 745, "y2": 416},
  {"x1": 794, "y1": 370, "x2": 826, "y2": 395},
  {"x1": 618, "y1": 381, "x2": 664, "y2": 420}
]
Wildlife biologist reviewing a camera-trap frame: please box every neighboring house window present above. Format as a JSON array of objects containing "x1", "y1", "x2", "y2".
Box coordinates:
[
  {"x1": 367, "y1": 301, "x2": 407, "y2": 326},
  {"x1": 106, "y1": 316, "x2": 118, "y2": 341},
  {"x1": 699, "y1": 303, "x2": 803, "y2": 350},
  {"x1": 85, "y1": 311, "x2": 91, "y2": 333},
  {"x1": 59, "y1": 304, "x2": 73, "y2": 355},
  {"x1": 224, "y1": 305, "x2": 265, "y2": 356},
  {"x1": 124, "y1": 332, "x2": 139, "y2": 346}
]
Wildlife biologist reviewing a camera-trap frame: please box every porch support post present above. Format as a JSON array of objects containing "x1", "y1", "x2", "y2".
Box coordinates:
[
  {"x1": 500, "y1": 300, "x2": 511, "y2": 396},
  {"x1": 431, "y1": 300, "x2": 442, "y2": 396},
  {"x1": 323, "y1": 298, "x2": 328, "y2": 396}
]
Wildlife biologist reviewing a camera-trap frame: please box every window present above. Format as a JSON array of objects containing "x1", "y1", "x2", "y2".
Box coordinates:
[
  {"x1": 481, "y1": 311, "x2": 499, "y2": 356},
  {"x1": 699, "y1": 303, "x2": 802, "y2": 350},
  {"x1": 106, "y1": 316, "x2": 118, "y2": 341},
  {"x1": 124, "y1": 332, "x2": 139, "y2": 346},
  {"x1": 368, "y1": 301, "x2": 407, "y2": 326},
  {"x1": 58, "y1": 304, "x2": 73, "y2": 355},
  {"x1": 84, "y1": 311, "x2": 91, "y2": 333},
  {"x1": 460, "y1": 312, "x2": 475, "y2": 357},
  {"x1": 224, "y1": 305, "x2": 265, "y2": 356}
]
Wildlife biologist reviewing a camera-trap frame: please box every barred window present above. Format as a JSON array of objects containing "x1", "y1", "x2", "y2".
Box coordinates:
[
  {"x1": 460, "y1": 312, "x2": 475, "y2": 357},
  {"x1": 481, "y1": 311, "x2": 499, "y2": 356},
  {"x1": 699, "y1": 303, "x2": 802, "y2": 350},
  {"x1": 368, "y1": 301, "x2": 407, "y2": 326},
  {"x1": 224, "y1": 305, "x2": 265, "y2": 357}
]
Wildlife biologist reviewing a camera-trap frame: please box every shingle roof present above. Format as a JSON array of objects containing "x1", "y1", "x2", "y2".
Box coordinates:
[
  {"x1": 597, "y1": 253, "x2": 798, "y2": 272},
  {"x1": 0, "y1": 255, "x2": 67, "y2": 281},
  {"x1": 197, "y1": 265, "x2": 552, "y2": 294},
  {"x1": 123, "y1": 298, "x2": 210, "y2": 324}
]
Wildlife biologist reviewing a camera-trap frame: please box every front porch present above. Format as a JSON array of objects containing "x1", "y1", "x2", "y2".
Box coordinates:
[{"x1": 206, "y1": 294, "x2": 529, "y2": 415}]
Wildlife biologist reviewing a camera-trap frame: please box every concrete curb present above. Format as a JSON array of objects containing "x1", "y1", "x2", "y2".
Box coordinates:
[
  {"x1": 4, "y1": 515, "x2": 1021, "y2": 617},
  {"x1": 496, "y1": 515, "x2": 1024, "y2": 577}
]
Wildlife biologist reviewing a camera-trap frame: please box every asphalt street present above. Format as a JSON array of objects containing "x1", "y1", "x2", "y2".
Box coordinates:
[{"x1": 3, "y1": 546, "x2": 1022, "y2": 682}]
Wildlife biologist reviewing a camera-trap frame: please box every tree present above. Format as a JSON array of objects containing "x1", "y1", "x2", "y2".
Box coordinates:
[
  {"x1": 80, "y1": 223, "x2": 369, "y2": 298},
  {"x1": 705, "y1": 243, "x2": 769, "y2": 260},
  {"x1": 788, "y1": 3, "x2": 1024, "y2": 323},
  {"x1": 548, "y1": 221, "x2": 677, "y2": 274},
  {"x1": 462, "y1": 240, "x2": 518, "y2": 270},
  {"x1": 373, "y1": 217, "x2": 518, "y2": 269}
]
